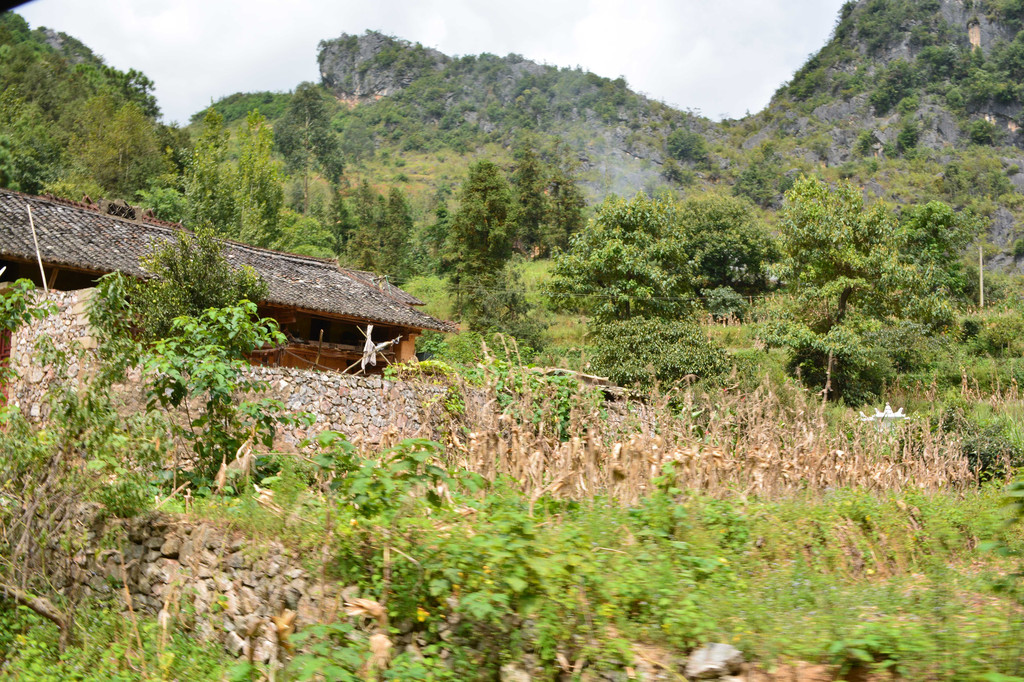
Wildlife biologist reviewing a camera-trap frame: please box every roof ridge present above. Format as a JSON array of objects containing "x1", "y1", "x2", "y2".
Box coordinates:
[
  {"x1": 0, "y1": 187, "x2": 454, "y2": 332},
  {"x1": 20, "y1": 189, "x2": 185, "y2": 230},
  {"x1": 5, "y1": 188, "x2": 350, "y2": 270}
]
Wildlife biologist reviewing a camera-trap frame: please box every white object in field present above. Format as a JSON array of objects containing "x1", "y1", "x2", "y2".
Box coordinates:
[{"x1": 859, "y1": 403, "x2": 907, "y2": 430}]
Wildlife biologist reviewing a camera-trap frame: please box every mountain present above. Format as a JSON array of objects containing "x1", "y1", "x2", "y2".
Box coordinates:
[
  {"x1": 756, "y1": 0, "x2": 1024, "y2": 159},
  {"x1": 0, "y1": 12, "x2": 173, "y2": 201},
  {"x1": 9, "y1": 2, "x2": 1024, "y2": 270},
  {"x1": 734, "y1": 0, "x2": 1024, "y2": 268},
  {"x1": 200, "y1": 9, "x2": 1024, "y2": 248},
  {"x1": 205, "y1": 30, "x2": 708, "y2": 203}
]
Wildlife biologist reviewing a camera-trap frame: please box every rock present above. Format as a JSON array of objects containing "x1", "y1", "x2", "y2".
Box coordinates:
[
  {"x1": 500, "y1": 663, "x2": 532, "y2": 682},
  {"x1": 160, "y1": 536, "x2": 181, "y2": 558},
  {"x1": 238, "y1": 586, "x2": 259, "y2": 613},
  {"x1": 253, "y1": 636, "x2": 276, "y2": 664},
  {"x1": 225, "y1": 630, "x2": 248, "y2": 657},
  {"x1": 684, "y1": 643, "x2": 744, "y2": 679}
]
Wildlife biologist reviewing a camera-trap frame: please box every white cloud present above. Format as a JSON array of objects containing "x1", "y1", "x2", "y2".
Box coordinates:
[{"x1": 14, "y1": 0, "x2": 847, "y2": 124}]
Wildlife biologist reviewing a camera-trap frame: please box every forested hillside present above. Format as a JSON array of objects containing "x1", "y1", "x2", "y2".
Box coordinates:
[{"x1": 0, "y1": 13, "x2": 182, "y2": 202}]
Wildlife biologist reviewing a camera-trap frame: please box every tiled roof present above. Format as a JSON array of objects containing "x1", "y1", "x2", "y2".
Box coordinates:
[{"x1": 0, "y1": 189, "x2": 453, "y2": 332}]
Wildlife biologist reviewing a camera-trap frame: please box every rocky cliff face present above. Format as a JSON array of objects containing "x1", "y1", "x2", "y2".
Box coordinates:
[
  {"x1": 315, "y1": 32, "x2": 707, "y2": 198},
  {"x1": 317, "y1": 31, "x2": 449, "y2": 103}
]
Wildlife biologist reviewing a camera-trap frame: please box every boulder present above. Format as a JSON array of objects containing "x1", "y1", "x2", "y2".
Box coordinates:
[{"x1": 684, "y1": 643, "x2": 744, "y2": 679}]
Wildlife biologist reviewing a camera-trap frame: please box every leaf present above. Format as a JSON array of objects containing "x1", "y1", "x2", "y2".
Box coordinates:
[{"x1": 506, "y1": 576, "x2": 528, "y2": 593}]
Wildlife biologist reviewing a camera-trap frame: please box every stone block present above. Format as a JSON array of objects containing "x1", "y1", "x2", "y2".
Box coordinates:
[{"x1": 160, "y1": 536, "x2": 181, "y2": 559}]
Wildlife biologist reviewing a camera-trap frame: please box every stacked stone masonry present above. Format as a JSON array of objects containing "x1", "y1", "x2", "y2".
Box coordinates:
[
  {"x1": 62, "y1": 508, "x2": 341, "y2": 664},
  {"x1": 8, "y1": 289, "x2": 450, "y2": 445}
]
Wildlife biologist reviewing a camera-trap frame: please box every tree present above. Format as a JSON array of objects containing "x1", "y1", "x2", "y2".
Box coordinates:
[
  {"x1": 666, "y1": 127, "x2": 708, "y2": 164},
  {"x1": 236, "y1": 111, "x2": 284, "y2": 247},
  {"x1": 184, "y1": 110, "x2": 236, "y2": 233},
  {"x1": 446, "y1": 161, "x2": 517, "y2": 318},
  {"x1": 276, "y1": 83, "x2": 342, "y2": 213},
  {"x1": 543, "y1": 139, "x2": 586, "y2": 253},
  {"x1": 901, "y1": 200, "x2": 978, "y2": 307},
  {"x1": 0, "y1": 91, "x2": 59, "y2": 194},
  {"x1": 380, "y1": 187, "x2": 414, "y2": 281},
  {"x1": 324, "y1": 185, "x2": 357, "y2": 255},
  {"x1": 130, "y1": 225, "x2": 268, "y2": 340},
  {"x1": 732, "y1": 142, "x2": 788, "y2": 208},
  {"x1": 345, "y1": 181, "x2": 386, "y2": 271},
  {"x1": 773, "y1": 177, "x2": 917, "y2": 326},
  {"x1": 676, "y1": 194, "x2": 776, "y2": 296},
  {"x1": 66, "y1": 96, "x2": 166, "y2": 199},
  {"x1": 413, "y1": 188, "x2": 452, "y2": 275},
  {"x1": 510, "y1": 137, "x2": 547, "y2": 250},
  {"x1": 761, "y1": 176, "x2": 971, "y2": 401},
  {"x1": 346, "y1": 184, "x2": 415, "y2": 281},
  {"x1": 548, "y1": 192, "x2": 692, "y2": 323},
  {"x1": 277, "y1": 209, "x2": 337, "y2": 259}
]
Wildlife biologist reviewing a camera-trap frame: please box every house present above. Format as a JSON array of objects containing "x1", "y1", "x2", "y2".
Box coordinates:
[{"x1": 0, "y1": 188, "x2": 452, "y2": 372}]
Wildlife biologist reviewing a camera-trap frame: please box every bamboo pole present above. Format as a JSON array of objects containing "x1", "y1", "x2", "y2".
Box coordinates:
[{"x1": 26, "y1": 205, "x2": 47, "y2": 293}]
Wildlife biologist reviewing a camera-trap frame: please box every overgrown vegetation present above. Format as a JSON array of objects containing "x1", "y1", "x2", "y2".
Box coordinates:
[{"x1": 7, "y1": 5, "x2": 1024, "y2": 679}]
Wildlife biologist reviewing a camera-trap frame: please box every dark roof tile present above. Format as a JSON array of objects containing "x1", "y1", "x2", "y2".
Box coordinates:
[{"x1": 0, "y1": 189, "x2": 453, "y2": 332}]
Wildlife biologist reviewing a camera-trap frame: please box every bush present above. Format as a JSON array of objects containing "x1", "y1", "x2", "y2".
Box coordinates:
[
  {"x1": 967, "y1": 118, "x2": 1000, "y2": 146},
  {"x1": 942, "y1": 405, "x2": 1024, "y2": 480},
  {"x1": 415, "y1": 330, "x2": 537, "y2": 366},
  {"x1": 965, "y1": 309, "x2": 1024, "y2": 357},
  {"x1": 591, "y1": 316, "x2": 726, "y2": 390},
  {"x1": 1013, "y1": 238, "x2": 1024, "y2": 258},
  {"x1": 786, "y1": 341, "x2": 892, "y2": 405},
  {"x1": 666, "y1": 128, "x2": 708, "y2": 164},
  {"x1": 130, "y1": 226, "x2": 267, "y2": 340},
  {"x1": 704, "y1": 286, "x2": 748, "y2": 321}
]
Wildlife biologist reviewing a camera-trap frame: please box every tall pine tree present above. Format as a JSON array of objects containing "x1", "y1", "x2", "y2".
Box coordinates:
[
  {"x1": 276, "y1": 83, "x2": 343, "y2": 213},
  {"x1": 236, "y1": 111, "x2": 283, "y2": 248}
]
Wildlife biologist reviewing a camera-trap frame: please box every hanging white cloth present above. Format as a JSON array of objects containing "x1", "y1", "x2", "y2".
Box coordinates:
[{"x1": 361, "y1": 324, "x2": 376, "y2": 371}]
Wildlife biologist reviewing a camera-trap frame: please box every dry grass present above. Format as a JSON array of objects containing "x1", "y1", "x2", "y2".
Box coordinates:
[{"x1": 427, "y1": 372, "x2": 974, "y2": 504}]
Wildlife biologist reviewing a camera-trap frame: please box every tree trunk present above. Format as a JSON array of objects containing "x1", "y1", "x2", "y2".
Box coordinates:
[{"x1": 836, "y1": 286, "x2": 853, "y2": 324}]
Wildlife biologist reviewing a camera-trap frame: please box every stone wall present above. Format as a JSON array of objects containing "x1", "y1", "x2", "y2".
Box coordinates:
[
  {"x1": 247, "y1": 366, "x2": 449, "y2": 446},
  {"x1": 7, "y1": 288, "x2": 451, "y2": 445},
  {"x1": 61, "y1": 507, "x2": 341, "y2": 664},
  {"x1": 8, "y1": 289, "x2": 97, "y2": 421}
]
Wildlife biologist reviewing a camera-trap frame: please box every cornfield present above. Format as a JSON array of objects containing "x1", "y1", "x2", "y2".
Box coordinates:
[{"x1": 415, "y1": 371, "x2": 974, "y2": 504}]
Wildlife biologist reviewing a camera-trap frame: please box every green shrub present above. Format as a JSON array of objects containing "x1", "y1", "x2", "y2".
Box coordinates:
[
  {"x1": 591, "y1": 316, "x2": 726, "y2": 390},
  {"x1": 942, "y1": 405, "x2": 1024, "y2": 480},
  {"x1": 967, "y1": 118, "x2": 1000, "y2": 146},
  {"x1": 966, "y1": 310, "x2": 1024, "y2": 356},
  {"x1": 704, "y1": 286, "x2": 748, "y2": 321},
  {"x1": 666, "y1": 128, "x2": 708, "y2": 164}
]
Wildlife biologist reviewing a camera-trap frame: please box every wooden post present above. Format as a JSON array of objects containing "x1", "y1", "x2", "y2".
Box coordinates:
[
  {"x1": 26, "y1": 205, "x2": 47, "y2": 293},
  {"x1": 314, "y1": 328, "x2": 324, "y2": 366}
]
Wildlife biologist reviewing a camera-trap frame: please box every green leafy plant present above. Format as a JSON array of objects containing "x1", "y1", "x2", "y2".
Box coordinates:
[{"x1": 143, "y1": 301, "x2": 298, "y2": 481}]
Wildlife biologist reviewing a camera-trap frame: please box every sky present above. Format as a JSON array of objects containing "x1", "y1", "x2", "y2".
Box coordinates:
[{"x1": 14, "y1": 0, "x2": 849, "y2": 126}]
